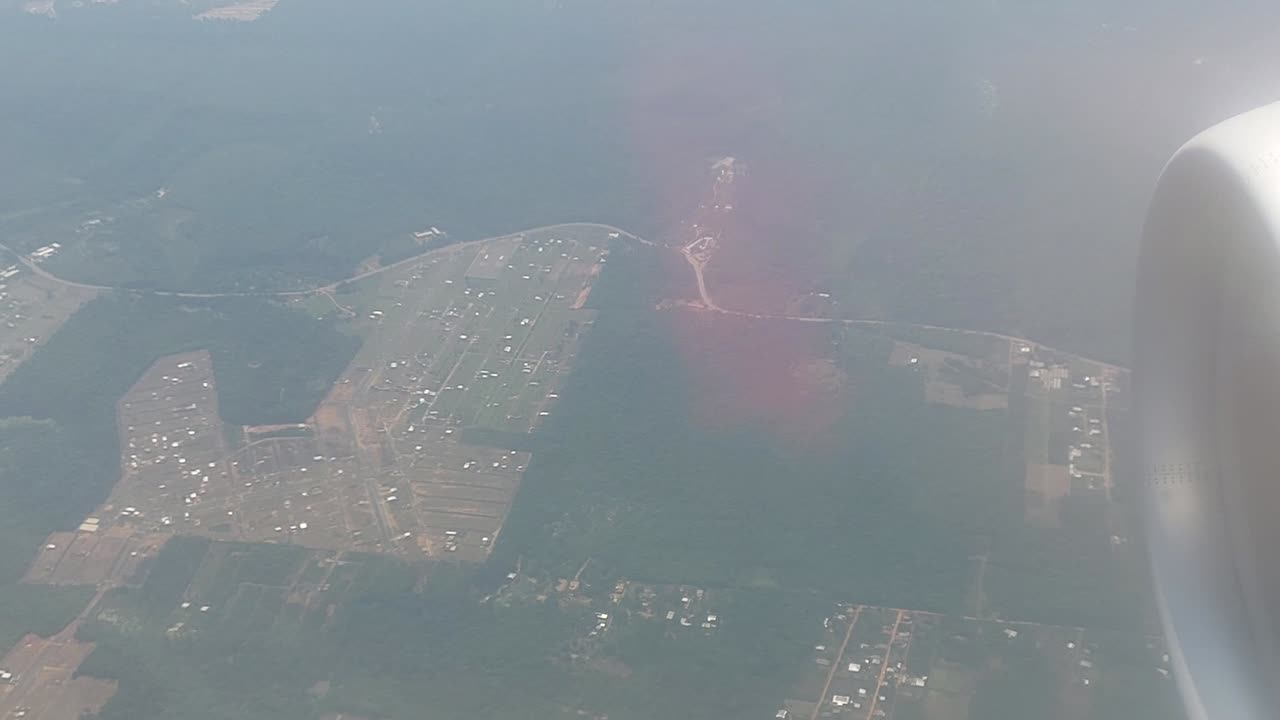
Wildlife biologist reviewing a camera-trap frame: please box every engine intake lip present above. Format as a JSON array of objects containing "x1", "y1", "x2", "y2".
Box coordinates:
[{"x1": 1136, "y1": 101, "x2": 1280, "y2": 720}]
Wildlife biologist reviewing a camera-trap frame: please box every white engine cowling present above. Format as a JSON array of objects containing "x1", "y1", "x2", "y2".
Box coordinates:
[{"x1": 1136, "y1": 101, "x2": 1280, "y2": 720}]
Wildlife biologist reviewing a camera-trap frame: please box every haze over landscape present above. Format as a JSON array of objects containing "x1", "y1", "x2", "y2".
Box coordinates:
[{"x1": 0, "y1": 1, "x2": 1277, "y2": 718}]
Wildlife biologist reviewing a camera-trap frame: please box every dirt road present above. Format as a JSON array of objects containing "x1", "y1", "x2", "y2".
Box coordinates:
[{"x1": 812, "y1": 605, "x2": 861, "y2": 720}]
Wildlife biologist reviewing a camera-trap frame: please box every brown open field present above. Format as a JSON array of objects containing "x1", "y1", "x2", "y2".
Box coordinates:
[
  {"x1": 311, "y1": 406, "x2": 349, "y2": 437},
  {"x1": 96, "y1": 350, "x2": 235, "y2": 540},
  {"x1": 0, "y1": 632, "x2": 115, "y2": 720},
  {"x1": 23, "y1": 528, "x2": 165, "y2": 587}
]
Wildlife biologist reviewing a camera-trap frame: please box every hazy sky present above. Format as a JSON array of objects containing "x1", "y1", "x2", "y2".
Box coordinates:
[{"x1": 5, "y1": 0, "x2": 1280, "y2": 358}]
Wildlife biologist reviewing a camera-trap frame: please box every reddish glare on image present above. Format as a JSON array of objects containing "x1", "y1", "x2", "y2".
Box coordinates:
[{"x1": 621, "y1": 44, "x2": 847, "y2": 444}]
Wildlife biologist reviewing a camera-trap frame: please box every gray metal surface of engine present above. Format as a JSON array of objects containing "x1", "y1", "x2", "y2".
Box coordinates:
[{"x1": 1136, "y1": 101, "x2": 1280, "y2": 720}]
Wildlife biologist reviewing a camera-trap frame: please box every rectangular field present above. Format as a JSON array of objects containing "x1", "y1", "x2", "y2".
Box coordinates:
[
  {"x1": 0, "y1": 631, "x2": 115, "y2": 720},
  {"x1": 22, "y1": 528, "x2": 165, "y2": 587}
]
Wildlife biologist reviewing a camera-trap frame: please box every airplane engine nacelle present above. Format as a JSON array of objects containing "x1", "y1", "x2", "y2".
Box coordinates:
[{"x1": 1136, "y1": 101, "x2": 1280, "y2": 720}]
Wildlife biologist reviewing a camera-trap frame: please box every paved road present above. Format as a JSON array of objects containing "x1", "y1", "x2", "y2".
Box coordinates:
[{"x1": 0, "y1": 222, "x2": 1124, "y2": 372}]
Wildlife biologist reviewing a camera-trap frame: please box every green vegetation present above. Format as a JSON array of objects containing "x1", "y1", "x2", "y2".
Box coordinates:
[
  {"x1": 969, "y1": 645, "x2": 1058, "y2": 719},
  {"x1": 0, "y1": 1, "x2": 1161, "y2": 364},
  {"x1": 887, "y1": 616, "x2": 1185, "y2": 720},
  {"x1": 0, "y1": 416, "x2": 100, "y2": 654},
  {"x1": 938, "y1": 356, "x2": 1006, "y2": 397},
  {"x1": 0, "y1": 294, "x2": 355, "y2": 596},
  {"x1": 0, "y1": 1, "x2": 656, "y2": 294},
  {"x1": 76, "y1": 540, "x2": 823, "y2": 720},
  {"x1": 133, "y1": 537, "x2": 210, "y2": 621},
  {"x1": 985, "y1": 521, "x2": 1148, "y2": 629},
  {"x1": 0, "y1": 242, "x2": 1153, "y2": 713},
  {"x1": 584, "y1": 590, "x2": 823, "y2": 720},
  {"x1": 0, "y1": 583, "x2": 95, "y2": 657},
  {"x1": 492, "y1": 243, "x2": 1010, "y2": 613},
  {"x1": 0, "y1": 418, "x2": 95, "y2": 666},
  {"x1": 0, "y1": 418, "x2": 101, "y2": 582},
  {"x1": 1090, "y1": 666, "x2": 1186, "y2": 720},
  {"x1": 875, "y1": 323, "x2": 1009, "y2": 361},
  {"x1": 0, "y1": 292, "x2": 355, "y2": 678},
  {"x1": 1064, "y1": 629, "x2": 1183, "y2": 720},
  {"x1": 485, "y1": 243, "x2": 1150, "y2": 631},
  {"x1": 0, "y1": 3, "x2": 1189, "y2": 717},
  {"x1": 0, "y1": 294, "x2": 359, "y2": 427}
]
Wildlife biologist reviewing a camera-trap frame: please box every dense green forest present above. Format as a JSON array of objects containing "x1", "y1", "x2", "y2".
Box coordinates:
[
  {"x1": 486, "y1": 242, "x2": 1141, "y2": 627},
  {"x1": 0, "y1": 581, "x2": 94, "y2": 658},
  {"x1": 0, "y1": 1, "x2": 660, "y2": 294},
  {"x1": 0, "y1": 418, "x2": 104, "y2": 651}
]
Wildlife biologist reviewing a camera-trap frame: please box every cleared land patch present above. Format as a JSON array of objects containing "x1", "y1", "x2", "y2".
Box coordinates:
[
  {"x1": 22, "y1": 527, "x2": 164, "y2": 587},
  {"x1": 195, "y1": 0, "x2": 280, "y2": 21},
  {"x1": 0, "y1": 630, "x2": 115, "y2": 720}
]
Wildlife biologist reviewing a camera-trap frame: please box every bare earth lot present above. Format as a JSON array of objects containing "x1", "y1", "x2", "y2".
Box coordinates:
[
  {"x1": 0, "y1": 629, "x2": 116, "y2": 720},
  {"x1": 195, "y1": 0, "x2": 279, "y2": 22},
  {"x1": 22, "y1": 528, "x2": 165, "y2": 587}
]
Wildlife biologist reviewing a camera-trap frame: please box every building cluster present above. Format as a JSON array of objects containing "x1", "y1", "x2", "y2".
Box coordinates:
[
  {"x1": 412, "y1": 226, "x2": 445, "y2": 241},
  {"x1": 27, "y1": 243, "x2": 60, "y2": 263}
]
